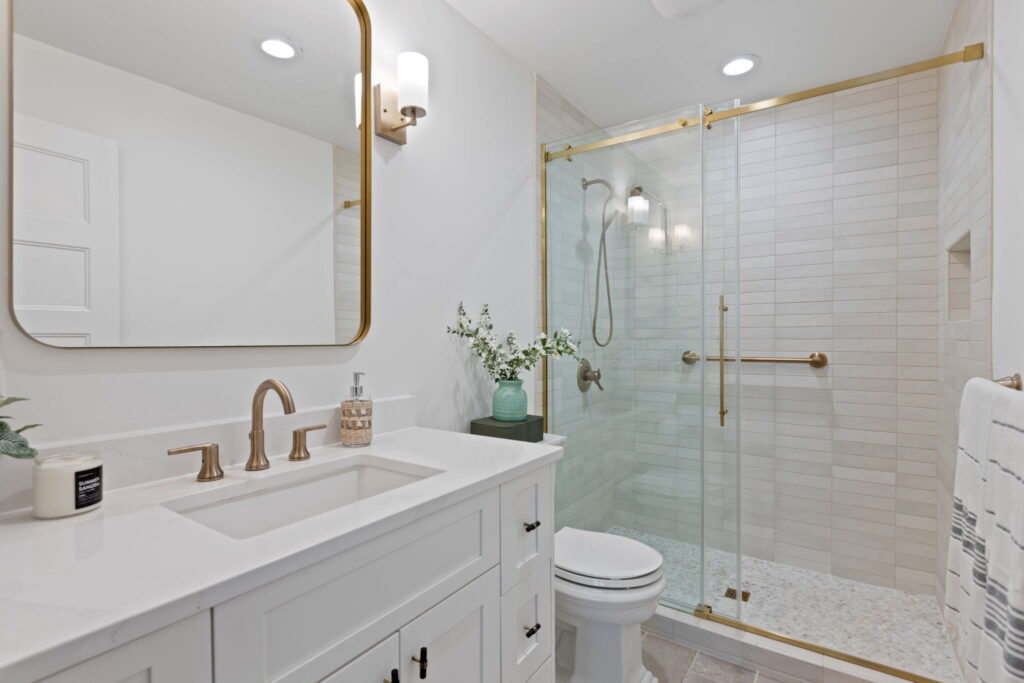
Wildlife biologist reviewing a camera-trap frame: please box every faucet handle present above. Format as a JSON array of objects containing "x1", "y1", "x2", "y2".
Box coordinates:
[
  {"x1": 168, "y1": 443, "x2": 224, "y2": 482},
  {"x1": 288, "y1": 424, "x2": 327, "y2": 462}
]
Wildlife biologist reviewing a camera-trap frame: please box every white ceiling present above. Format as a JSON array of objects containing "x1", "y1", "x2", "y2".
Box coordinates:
[
  {"x1": 13, "y1": 0, "x2": 362, "y2": 149},
  {"x1": 442, "y1": 0, "x2": 958, "y2": 128}
]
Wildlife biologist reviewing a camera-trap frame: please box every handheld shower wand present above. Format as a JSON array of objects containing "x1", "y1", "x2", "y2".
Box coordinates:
[{"x1": 582, "y1": 178, "x2": 619, "y2": 347}]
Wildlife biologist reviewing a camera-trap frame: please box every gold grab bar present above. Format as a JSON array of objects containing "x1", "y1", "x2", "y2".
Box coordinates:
[
  {"x1": 995, "y1": 374, "x2": 1023, "y2": 390},
  {"x1": 682, "y1": 350, "x2": 828, "y2": 369},
  {"x1": 718, "y1": 295, "x2": 727, "y2": 427}
]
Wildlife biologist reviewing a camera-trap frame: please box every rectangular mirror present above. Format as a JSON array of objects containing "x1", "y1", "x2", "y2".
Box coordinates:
[{"x1": 9, "y1": 0, "x2": 371, "y2": 347}]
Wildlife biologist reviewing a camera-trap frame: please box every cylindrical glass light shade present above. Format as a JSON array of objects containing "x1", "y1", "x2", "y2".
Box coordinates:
[
  {"x1": 354, "y1": 73, "x2": 362, "y2": 128},
  {"x1": 397, "y1": 51, "x2": 429, "y2": 118},
  {"x1": 628, "y1": 194, "x2": 650, "y2": 227}
]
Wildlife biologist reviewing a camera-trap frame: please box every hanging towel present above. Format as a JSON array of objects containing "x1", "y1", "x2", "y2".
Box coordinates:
[{"x1": 945, "y1": 377, "x2": 1024, "y2": 682}]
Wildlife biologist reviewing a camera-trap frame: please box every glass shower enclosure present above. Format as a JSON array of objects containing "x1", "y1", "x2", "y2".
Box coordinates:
[{"x1": 543, "y1": 102, "x2": 746, "y2": 622}]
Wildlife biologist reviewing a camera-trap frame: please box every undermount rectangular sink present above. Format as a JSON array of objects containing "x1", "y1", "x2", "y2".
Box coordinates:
[{"x1": 162, "y1": 454, "x2": 442, "y2": 539}]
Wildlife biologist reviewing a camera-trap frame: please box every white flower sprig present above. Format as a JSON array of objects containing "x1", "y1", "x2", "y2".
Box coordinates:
[{"x1": 447, "y1": 303, "x2": 578, "y2": 382}]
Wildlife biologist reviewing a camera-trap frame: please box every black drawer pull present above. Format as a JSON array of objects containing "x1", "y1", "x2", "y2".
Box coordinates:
[
  {"x1": 524, "y1": 622, "x2": 542, "y2": 638},
  {"x1": 523, "y1": 520, "x2": 541, "y2": 532},
  {"x1": 412, "y1": 646, "x2": 428, "y2": 679},
  {"x1": 385, "y1": 669, "x2": 400, "y2": 683}
]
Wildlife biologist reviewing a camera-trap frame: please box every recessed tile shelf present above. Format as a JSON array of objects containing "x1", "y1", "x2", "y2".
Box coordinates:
[{"x1": 947, "y1": 234, "x2": 971, "y2": 322}]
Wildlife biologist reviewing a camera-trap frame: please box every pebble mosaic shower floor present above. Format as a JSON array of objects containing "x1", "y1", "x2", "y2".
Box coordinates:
[{"x1": 608, "y1": 526, "x2": 964, "y2": 682}]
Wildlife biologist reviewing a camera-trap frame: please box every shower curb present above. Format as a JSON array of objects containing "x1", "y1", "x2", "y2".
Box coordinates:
[{"x1": 643, "y1": 605, "x2": 922, "y2": 683}]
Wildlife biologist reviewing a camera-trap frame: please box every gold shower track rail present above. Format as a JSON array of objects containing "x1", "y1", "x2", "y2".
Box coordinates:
[{"x1": 544, "y1": 43, "x2": 984, "y2": 162}]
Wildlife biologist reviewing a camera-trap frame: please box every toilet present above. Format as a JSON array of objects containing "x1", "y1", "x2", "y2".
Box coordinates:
[{"x1": 554, "y1": 527, "x2": 666, "y2": 683}]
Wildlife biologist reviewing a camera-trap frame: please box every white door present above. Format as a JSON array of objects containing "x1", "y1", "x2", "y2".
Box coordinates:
[
  {"x1": 399, "y1": 568, "x2": 500, "y2": 683},
  {"x1": 12, "y1": 113, "x2": 120, "y2": 347}
]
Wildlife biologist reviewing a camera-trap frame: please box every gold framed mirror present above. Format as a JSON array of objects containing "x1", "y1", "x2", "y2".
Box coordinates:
[{"x1": 8, "y1": 0, "x2": 371, "y2": 348}]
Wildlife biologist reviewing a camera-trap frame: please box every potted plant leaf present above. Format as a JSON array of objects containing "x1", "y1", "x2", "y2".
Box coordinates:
[{"x1": 0, "y1": 395, "x2": 41, "y2": 459}]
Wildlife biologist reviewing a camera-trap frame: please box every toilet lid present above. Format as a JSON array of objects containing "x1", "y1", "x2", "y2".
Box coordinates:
[{"x1": 554, "y1": 527, "x2": 663, "y2": 581}]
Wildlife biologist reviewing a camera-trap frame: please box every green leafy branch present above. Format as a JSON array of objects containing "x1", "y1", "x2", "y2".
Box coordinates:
[
  {"x1": 447, "y1": 303, "x2": 578, "y2": 382},
  {"x1": 0, "y1": 396, "x2": 41, "y2": 459}
]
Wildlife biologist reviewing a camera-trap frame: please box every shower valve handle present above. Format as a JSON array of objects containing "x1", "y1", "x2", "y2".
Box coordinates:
[{"x1": 577, "y1": 359, "x2": 604, "y2": 392}]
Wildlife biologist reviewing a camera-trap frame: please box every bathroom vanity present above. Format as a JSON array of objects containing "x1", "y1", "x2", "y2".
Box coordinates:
[{"x1": 0, "y1": 428, "x2": 560, "y2": 683}]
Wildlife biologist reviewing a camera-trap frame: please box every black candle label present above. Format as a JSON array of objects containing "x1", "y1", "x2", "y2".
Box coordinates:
[{"x1": 74, "y1": 465, "x2": 103, "y2": 509}]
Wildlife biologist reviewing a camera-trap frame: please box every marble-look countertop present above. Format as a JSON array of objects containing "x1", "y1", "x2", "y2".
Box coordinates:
[{"x1": 0, "y1": 428, "x2": 562, "y2": 683}]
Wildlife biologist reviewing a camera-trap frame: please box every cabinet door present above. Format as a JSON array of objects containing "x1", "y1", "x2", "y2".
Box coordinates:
[
  {"x1": 500, "y1": 466, "x2": 553, "y2": 592},
  {"x1": 399, "y1": 567, "x2": 500, "y2": 683},
  {"x1": 501, "y1": 563, "x2": 553, "y2": 683},
  {"x1": 38, "y1": 612, "x2": 211, "y2": 683},
  {"x1": 320, "y1": 634, "x2": 399, "y2": 683}
]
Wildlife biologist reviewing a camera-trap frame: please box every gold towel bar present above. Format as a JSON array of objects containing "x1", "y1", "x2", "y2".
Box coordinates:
[
  {"x1": 682, "y1": 350, "x2": 828, "y2": 369},
  {"x1": 995, "y1": 374, "x2": 1023, "y2": 391}
]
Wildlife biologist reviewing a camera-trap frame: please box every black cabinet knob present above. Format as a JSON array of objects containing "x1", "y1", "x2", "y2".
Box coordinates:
[
  {"x1": 385, "y1": 668, "x2": 400, "y2": 683},
  {"x1": 523, "y1": 520, "x2": 542, "y2": 532},
  {"x1": 412, "y1": 646, "x2": 428, "y2": 679},
  {"x1": 524, "y1": 622, "x2": 542, "y2": 638}
]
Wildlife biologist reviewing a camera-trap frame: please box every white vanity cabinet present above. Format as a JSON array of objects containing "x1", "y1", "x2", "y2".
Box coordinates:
[
  {"x1": 211, "y1": 463, "x2": 555, "y2": 683},
  {"x1": 18, "y1": 460, "x2": 556, "y2": 683}
]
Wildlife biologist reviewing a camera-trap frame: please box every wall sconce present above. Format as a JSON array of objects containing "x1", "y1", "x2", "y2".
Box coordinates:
[{"x1": 372, "y1": 51, "x2": 429, "y2": 145}]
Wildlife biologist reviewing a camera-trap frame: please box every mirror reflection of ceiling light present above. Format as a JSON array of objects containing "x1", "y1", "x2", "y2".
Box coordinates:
[
  {"x1": 722, "y1": 55, "x2": 758, "y2": 76},
  {"x1": 260, "y1": 37, "x2": 299, "y2": 60}
]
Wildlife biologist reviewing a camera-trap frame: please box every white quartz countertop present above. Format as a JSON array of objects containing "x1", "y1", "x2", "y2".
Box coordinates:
[{"x1": 0, "y1": 427, "x2": 562, "y2": 682}]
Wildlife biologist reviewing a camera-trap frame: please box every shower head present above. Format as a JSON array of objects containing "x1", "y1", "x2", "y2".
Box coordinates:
[{"x1": 582, "y1": 177, "x2": 614, "y2": 194}]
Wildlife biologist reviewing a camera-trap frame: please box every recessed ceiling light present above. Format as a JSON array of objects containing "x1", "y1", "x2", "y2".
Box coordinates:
[
  {"x1": 260, "y1": 37, "x2": 299, "y2": 60},
  {"x1": 722, "y1": 54, "x2": 758, "y2": 76}
]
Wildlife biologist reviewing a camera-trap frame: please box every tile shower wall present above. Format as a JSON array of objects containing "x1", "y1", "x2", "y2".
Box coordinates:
[
  {"x1": 729, "y1": 72, "x2": 943, "y2": 595},
  {"x1": 935, "y1": 0, "x2": 992, "y2": 608},
  {"x1": 535, "y1": 76, "x2": 618, "y2": 533}
]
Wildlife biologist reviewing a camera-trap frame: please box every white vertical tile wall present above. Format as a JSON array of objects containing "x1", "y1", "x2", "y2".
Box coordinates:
[{"x1": 935, "y1": 0, "x2": 993, "y2": 608}]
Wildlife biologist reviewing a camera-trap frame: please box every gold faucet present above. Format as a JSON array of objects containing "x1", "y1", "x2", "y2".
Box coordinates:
[{"x1": 247, "y1": 379, "x2": 296, "y2": 471}]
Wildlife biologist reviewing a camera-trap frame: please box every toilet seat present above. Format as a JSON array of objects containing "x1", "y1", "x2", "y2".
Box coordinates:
[{"x1": 554, "y1": 527, "x2": 664, "y2": 589}]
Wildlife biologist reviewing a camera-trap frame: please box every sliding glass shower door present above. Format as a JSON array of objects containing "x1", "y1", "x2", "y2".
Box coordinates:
[{"x1": 545, "y1": 103, "x2": 741, "y2": 614}]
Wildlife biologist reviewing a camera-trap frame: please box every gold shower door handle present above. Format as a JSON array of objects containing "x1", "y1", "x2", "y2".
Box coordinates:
[{"x1": 718, "y1": 295, "x2": 727, "y2": 427}]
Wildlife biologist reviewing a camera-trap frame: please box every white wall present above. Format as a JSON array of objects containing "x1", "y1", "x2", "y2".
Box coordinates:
[
  {"x1": 0, "y1": 0, "x2": 536, "y2": 506},
  {"x1": 992, "y1": 0, "x2": 1024, "y2": 377},
  {"x1": 14, "y1": 36, "x2": 337, "y2": 346}
]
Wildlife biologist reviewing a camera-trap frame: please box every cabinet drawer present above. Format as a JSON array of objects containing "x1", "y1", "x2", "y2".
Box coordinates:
[
  {"x1": 500, "y1": 466, "x2": 553, "y2": 592},
  {"x1": 501, "y1": 563, "x2": 553, "y2": 683},
  {"x1": 320, "y1": 634, "x2": 399, "y2": 683},
  {"x1": 214, "y1": 490, "x2": 499, "y2": 683},
  {"x1": 399, "y1": 567, "x2": 501, "y2": 683},
  {"x1": 39, "y1": 612, "x2": 211, "y2": 683}
]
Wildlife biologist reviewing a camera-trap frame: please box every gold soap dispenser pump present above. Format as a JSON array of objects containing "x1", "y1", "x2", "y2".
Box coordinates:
[{"x1": 341, "y1": 371, "x2": 373, "y2": 447}]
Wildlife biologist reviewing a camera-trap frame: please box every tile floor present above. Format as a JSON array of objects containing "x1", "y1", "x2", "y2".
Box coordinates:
[
  {"x1": 611, "y1": 526, "x2": 963, "y2": 682},
  {"x1": 642, "y1": 633, "x2": 774, "y2": 683}
]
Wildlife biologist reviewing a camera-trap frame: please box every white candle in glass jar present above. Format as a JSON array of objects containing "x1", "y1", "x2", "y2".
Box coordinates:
[{"x1": 33, "y1": 452, "x2": 103, "y2": 519}]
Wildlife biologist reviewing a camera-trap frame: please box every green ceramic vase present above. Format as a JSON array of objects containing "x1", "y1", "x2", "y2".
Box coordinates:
[{"x1": 492, "y1": 379, "x2": 527, "y2": 422}]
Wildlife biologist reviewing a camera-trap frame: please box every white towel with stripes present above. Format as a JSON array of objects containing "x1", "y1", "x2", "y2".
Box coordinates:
[{"x1": 945, "y1": 377, "x2": 1024, "y2": 682}]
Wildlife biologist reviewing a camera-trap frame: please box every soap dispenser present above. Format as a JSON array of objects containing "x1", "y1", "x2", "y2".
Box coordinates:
[{"x1": 341, "y1": 371, "x2": 373, "y2": 447}]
